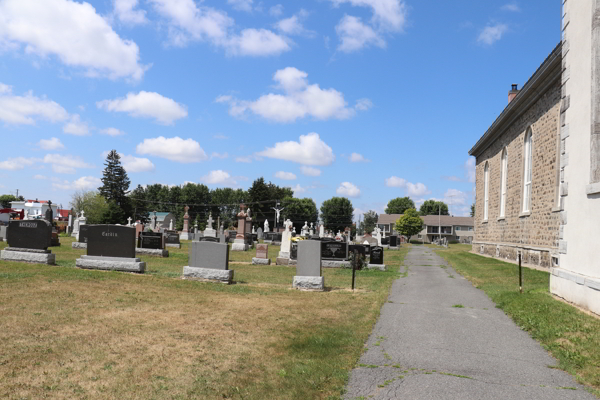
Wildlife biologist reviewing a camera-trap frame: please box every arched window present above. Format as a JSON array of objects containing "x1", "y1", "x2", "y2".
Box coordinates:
[
  {"x1": 484, "y1": 162, "x2": 489, "y2": 221},
  {"x1": 500, "y1": 148, "x2": 508, "y2": 218},
  {"x1": 523, "y1": 128, "x2": 533, "y2": 213}
]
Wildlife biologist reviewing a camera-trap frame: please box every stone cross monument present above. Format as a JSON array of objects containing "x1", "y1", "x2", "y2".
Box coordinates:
[{"x1": 180, "y1": 206, "x2": 191, "y2": 240}]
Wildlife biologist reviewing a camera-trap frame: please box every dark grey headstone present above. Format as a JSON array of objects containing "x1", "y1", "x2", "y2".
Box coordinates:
[
  {"x1": 87, "y1": 225, "x2": 136, "y2": 259},
  {"x1": 7, "y1": 220, "x2": 52, "y2": 250},
  {"x1": 290, "y1": 243, "x2": 298, "y2": 260},
  {"x1": 321, "y1": 241, "x2": 349, "y2": 260},
  {"x1": 189, "y1": 241, "x2": 229, "y2": 270},
  {"x1": 165, "y1": 231, "x2": 180, "y2": 244},
  {"x1": 349, "y1": 244, "x2": 367, "y2": 257},
  {"x1": 381, "y1": 237, "x2": 389, "y2": 245},
  {"x1": 198, "y1": 237, "x2": 220, "y2": 242},
  {"x1": 296, "y1": 240, "x2": 321, "y2": 277},
  {"x1": 79, "y1": 225, "x2": 90, "y2": 243},
  {"x1": 389, "y1": 235, "x2": 398, "y2": 247},
  {"x1": 139, "y1": 232, "x2": 163, "y2": 249},
  {"x1": 370, "y1": 246, "x2": 384, "y2": 264}
]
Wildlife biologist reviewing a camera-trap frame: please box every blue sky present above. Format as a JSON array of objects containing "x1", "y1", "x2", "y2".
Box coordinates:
[{"x1": 0, "y1": 0, "x2": 561, "y2": 217}]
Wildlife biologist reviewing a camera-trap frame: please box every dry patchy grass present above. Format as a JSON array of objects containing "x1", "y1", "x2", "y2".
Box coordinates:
[{"x1": 0, "y1": 238, "x2": 408, "y2": 399}]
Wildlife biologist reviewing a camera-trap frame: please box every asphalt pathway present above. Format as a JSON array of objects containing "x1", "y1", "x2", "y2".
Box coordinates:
[{"x1": 344, "y1": 245, "x2": 595, "y2": 400}]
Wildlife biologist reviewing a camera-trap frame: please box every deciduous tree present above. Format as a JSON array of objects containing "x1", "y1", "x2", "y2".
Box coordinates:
[
  {"x1": 395, "y1": 208, "x2": 423, "y2": 241},
  {"x1": 320, "y1": 197, "x2": 353, "y2": 232},
  {"x1": 419, "y1": 200, "x2": 449, "y2": 216},
  {"x1": 385, "y1": 197, "x2": 415, "y2": 215}
]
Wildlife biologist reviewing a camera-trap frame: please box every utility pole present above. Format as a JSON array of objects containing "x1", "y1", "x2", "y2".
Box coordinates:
[{"x1": 439, "y1": 204, "x2": 441, "y2": 244}]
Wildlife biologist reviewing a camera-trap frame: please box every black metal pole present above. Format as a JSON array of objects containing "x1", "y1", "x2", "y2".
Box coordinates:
[
  {"x1": 352, "y1": 249, "x2": 358, "y2": 291},
  {"x1": 519, "y1": 253, "x2": 523, "y2": 294}
]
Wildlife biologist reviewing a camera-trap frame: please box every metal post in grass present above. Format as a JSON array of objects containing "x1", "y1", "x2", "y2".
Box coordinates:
[
  {"x1": 518, "y1": 253, "x2": 523, "y2": 294},
  {"x1": 351, "y1": 249, "x2": 358, "y2": 291}
]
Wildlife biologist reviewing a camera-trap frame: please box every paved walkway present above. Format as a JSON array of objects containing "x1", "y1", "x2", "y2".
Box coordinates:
[{"x1": 344, "y1": 246, "x2": 595, "y2": 400}]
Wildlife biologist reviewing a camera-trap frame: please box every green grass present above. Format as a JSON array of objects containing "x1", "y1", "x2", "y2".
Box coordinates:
[
  {"x1": 0, "y1": 237, "x2": 410, "y2": 400},
  {"x1": 434, "y1": 245, "x2": 600, "y2": 395}
]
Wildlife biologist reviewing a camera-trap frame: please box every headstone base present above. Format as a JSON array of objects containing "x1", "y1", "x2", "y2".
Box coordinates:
[
  {"x1": 278, "y1": 251, "x2": 290, "y2": 258},
  {"x1": 252, "y1": 257, "x2": 271, "y2": 265},
  {"x1": 76, "y1": 255, "x2": 146, "y2": 273},
  {"x1": 367, "y1": 264, "x2": 387, "y2": 271},
  {"x1": 263, "y1": 240, "x2": 272, "y2": 244},
  {"x1": 1, "y1": 249, "x2": 55, "y2": 265},
  {"x1": 180, "y1": 232, "x2": 191, "y2": 240},
  {"x1": 183, "y1": 266, "x2": 233, "y2": 284},
  {"x1": 322, "y1": 260, "x2": 351, "y2": 268},
  {"x1": 50, "y1": 239, "x2": 61, "y2": 247},
  {"x1": 72, "y1": 242, "x2": 87, "y2": 249},
  {"x1": 136, "y1": 248, "x2": 169, "y2": 257},
  {"x1": 388, "y1": 246, "x2": 399, "y2": 251},
  {"x1": 276, "y1": 257, "x2": 290, "y2": 265},
  {"x1": 232, "y1": 239, "x2": 248, "y2": 251},
  {"x1": 166, "y1": 243, "x2": 181, "y2": 249},
  {"x1": 203, "y1": 229, "x2": 216, "y2": 238},
  {"x1": 293, "y1": 276, "x2": 325, "y2": 291}
]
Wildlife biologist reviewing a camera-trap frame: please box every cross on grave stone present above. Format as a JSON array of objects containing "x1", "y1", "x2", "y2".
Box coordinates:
[
  {"x1": 207, "y1": 213, "x2": 214, "y2": 229},
  {"x1": 127, "y1": 217, "x2": 132, "y2": 226}
]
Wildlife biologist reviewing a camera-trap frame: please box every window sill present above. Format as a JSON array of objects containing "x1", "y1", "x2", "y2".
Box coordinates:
[
  {"x1": 551, "y1": 206, "x2": 562, "y2": 213},
  {"x1": 519, "y1": 211, "x2": 531, "y2": 218},
  {"x1": 482, "y1": 219, "x2": 488, "y2": 224},
  {"x1": 586, "y1": 182, "x2": 600, "y2": 195},
  {"x1": 497, "y1": 216, "x2": 505, "y2": 221}
]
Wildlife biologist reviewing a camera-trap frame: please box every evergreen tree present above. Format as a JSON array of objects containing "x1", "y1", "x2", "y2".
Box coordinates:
[{"x1": 98, "y1": 150, "x2": 132, "y2": 223}]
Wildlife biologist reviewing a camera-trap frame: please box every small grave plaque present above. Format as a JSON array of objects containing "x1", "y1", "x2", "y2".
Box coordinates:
[
  {"x1": 256, "y1": 244, "x2": 268, "y2": 259},
  {"x1": 370, "y1": 246, "x2": 384, "y2": 265},
  {"x1": 87, "y1": 225, "x2": 136, "y2": 259},
  {"x1": 7, "y1": 220, "x2": 52, "y2": 250},
  {"x1": 321, "y1": 241, "x2": 348, "y2": 260}
]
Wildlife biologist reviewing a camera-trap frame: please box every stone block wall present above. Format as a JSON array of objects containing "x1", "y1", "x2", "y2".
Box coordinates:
[{"x1": 474, "y1": 80, "x2": 561, "y2": 268}]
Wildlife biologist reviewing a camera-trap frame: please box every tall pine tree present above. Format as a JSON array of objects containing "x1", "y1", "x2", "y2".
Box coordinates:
[{"x1": 98, "y1": 150, "x2": 131, "y2": 224}]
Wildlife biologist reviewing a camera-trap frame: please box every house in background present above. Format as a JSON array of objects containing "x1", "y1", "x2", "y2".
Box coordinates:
[
  {"x1": 10, "y1": 199, "x2": 59, "y2": 220},
  {"x1": 147, "y1": 212, "x2": 176, "y2": 231},
  {"x1": 410, "y1": 216, "x2": 474, "y2": 244},
  {"x1": 376, "y1": 214, "x2": 403, "y2": 233}
]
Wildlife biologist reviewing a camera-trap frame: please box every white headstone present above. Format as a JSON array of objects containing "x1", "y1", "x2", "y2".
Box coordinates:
[
  {"x1": 376, "y1": 227, "x2": 382, "y2": 246},
  {"x1": 169, "y1": 219, "x2": 173, "y2": 230},
  {"x1": 280, "y1": 219, "x2": 293, "y2": 255},
  {"x1": 128, "y1": 217, "x2": 132, "y2": 226},
  {"x1": 264, "y1": 219, "x2": 270, "y2": 233},
  {"x1": 319, "y1": 225, "x2": 324, "y2": 238}
]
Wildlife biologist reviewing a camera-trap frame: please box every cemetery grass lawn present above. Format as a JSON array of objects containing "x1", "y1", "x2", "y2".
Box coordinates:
[
  {"x1": 0, "y1": 237, "x2": 409, "y2": 400},
  {"x1": 433, "y1": 245, "x2": 600, "y2": 396}
]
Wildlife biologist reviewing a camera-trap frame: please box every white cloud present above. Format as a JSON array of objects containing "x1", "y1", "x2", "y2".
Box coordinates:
[
  {"x1": 113, "y1": 0, "x2": 147, "y2": 25},
  {"x1": 149, "y1": 0, "x2": 289, "y2": 56},
  {"x1": 443, "y1": 188, "x2": 468, "y2": 206},
  {"x1": 0, "y1": 85, "x2": 69, "y2": 125},
  {"x1": 0, "y1": 0, "x2": 148, "y2": 81},
  {"x1": 384, "y1": 176, "x2": 406, "y2": 188},
  {"x1": 38, "y1": 137, "x2": 64, "y2": 151},
  {"x1": 257, "y1": 133, "x2": 335, "y2": 166},
  {"x1": 406, "y1": 182, "x2": 430, "y2": 197},
  {"x1": 43, "y1": 153, "x2": 94, "y2": 174},
  {"x1": 33, "y1": 174, "x2": 47, "y2": 180},
  {"x1": 136, "y1": 136, "x2": 208, "y2": 163},
  {"x1": 465, "y1": 157, "x2": 476, "y2": 183},
  {"x1": 210, "y1": 152, "x2": 229, "y2": 159},
  {"x1": 235, "y1": 156, "x2": 253, "y2": 163},
  {"x1": 100, "y1": 127, "x2": 126, "y2": 136},
  {"x1": 213, "y1": 134, "x2": 229, "y2": 140},
  {"x1": 269, "y1": 4, "x2": 284, "y2": 17},
  {"x1": 121, "y1": 154, "x2": 155, "y2": 173},
  {"x1": 0, "y1": 157, "x2": 38, "y2": 171},
  {"x1": 385, "y1": 176, "x2": 430, "y2": 196},
  {"x1": 52, "y1": 176, "x2": 102, "y2": 191},
  {"x1": 218, "y1": 67, "x2": 368, "y2": 122},
  {"x1": 275, "y1": 171, "x2": 297, "y2": 180},
  {"x1": 349, "y1": 152, "x2": 369, "y2": 162},
  {"x1": 291, "y1": 184, "x2": 308, "y2": 196},
  {"x1": 335, "y1": 15, "x2": 385, "y2": 52},
  {"x1": 300, "y1": 166, "x2": 321, "y2": 176},
  {"x1": 200, "y1": 170, "x2": 239, "y2": 186},
  {"x1": 355, "y1": 98, "x2": 373, "y2": 111},
  {"x1": 478, "y1": 23, "x2": 508, "y2": 45},
  {"x1": 62, "y1": 114, "x2": 90, "y2": 136},
  {"x1": 97, "y1": 91, "x2": 188, "y2": 125},
  {"x1": 275, "y1": 11, "x2": 314, "y2": 37},
  {"x1": 330, "y1": 0, "x2": 408, "y2": 31},
  {"x1": 443, "y1": 176, "x2": 462, "y2": 182},
  {"x1": 501, "y1": 3, "x2": 520, "y2": 12},
  {"x1": 336, "y1": 181, "x2": 361, "y2": 197},
  {"x1": 228, "y1": 0, "x2": 253, "y2": 12}
]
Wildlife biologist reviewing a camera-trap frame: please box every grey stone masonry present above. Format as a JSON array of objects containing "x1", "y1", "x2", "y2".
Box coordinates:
[
  {"x1": 166, "y1": 243, "x2": 181, "y2": 249},
  {"x1": 367, "y1": 264, "x2": 387, "y2": 271},
  {"x1": 322, "y1": 260, "x2": 351, "y2": 268},
  {"x1": 293, "y1": 276, "x2": 325, "y2": 291},
  {"x1": 183, "y1": 266, "x2": 233, "y2": 283},
  {"x1": 72, "y1": 242, "x2": 87, "y2": 249},
  {"x1": 75, "y1": 255, "x2": 145, "y2": 273},
  {"x1": 136, "y1": 248, "x2": 169, "y2": 257},
  {"x1": 1, "y1": 249, "x2": 55, "y2": 265},
  {"x1": 251, "y1": 257, "x2": 271, "y2": 265},
  {"x1": 293, "y1": 240, "x2": 324, "y2": 291}
]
